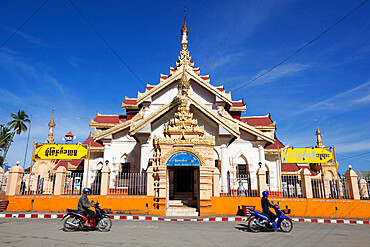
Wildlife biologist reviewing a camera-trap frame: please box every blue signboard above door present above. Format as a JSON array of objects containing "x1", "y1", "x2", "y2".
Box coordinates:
[{"x1": 166, "y1": 151, "x2": 200, "y2": 166}]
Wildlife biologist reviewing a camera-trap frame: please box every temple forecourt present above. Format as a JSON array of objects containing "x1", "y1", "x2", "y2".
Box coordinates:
[{"x1": 22, "y1": 18, "x2": 345, "y2": 217}]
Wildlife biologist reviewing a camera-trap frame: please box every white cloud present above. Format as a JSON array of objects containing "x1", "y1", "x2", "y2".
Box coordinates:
[
  {"x1": 253, "y1": 63, "x2": 311, "y2": 85},
  {"x1": 355, "y1": 94, "x2": 370, "y2": 103},
  {"x1": 0, "y1": 88, "x2": 26, "y2": 105},
  {"x1": 292, "y1": 80, "x2": 370, "y2": 116},
  {"x1": 206, "y1": 53, "x2": 243, "y2": 71},
  {"x1": 228, "y1": 63, "x2": 310, "y2": 91},
  {"x1": 16, "y1": 31, "x2": 49, "y2": 47},
  {"x1": 0, "y1": 49, "x2": 65, "y2": 95},
  {"x1": 335, "y1": 139, "x2": 370, "y2": 154}
]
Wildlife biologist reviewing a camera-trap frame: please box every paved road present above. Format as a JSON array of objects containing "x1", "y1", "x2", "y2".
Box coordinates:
[{"x1": 0, "y1": 219, "x2": 368, "y2": 247}]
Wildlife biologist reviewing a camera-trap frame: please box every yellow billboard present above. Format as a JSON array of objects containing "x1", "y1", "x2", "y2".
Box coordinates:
[
  {"x1": 34, "y1": 144, "x2": 89, "y2": 160},
  {"x1": 280, "y1": 148, "x2": 333, "y2": 163}
]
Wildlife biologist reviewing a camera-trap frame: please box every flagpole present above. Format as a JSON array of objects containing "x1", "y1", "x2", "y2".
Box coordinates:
[{"x1": 23, "y1": 114, "x2": 32, "y2": 170}]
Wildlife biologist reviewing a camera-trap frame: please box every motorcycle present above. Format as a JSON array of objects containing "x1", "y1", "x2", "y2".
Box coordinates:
[
  {"x1": 247, "y1": 202, "x2": 293, "y2": 233},
  {"x1": 62, "y1": 201, "x2": 112, "y2": 232}
]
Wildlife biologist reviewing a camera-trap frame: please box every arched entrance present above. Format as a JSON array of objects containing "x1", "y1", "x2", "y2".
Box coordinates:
[{"x1": 166, "y1": 151, "x2": 200, "y2": 210}]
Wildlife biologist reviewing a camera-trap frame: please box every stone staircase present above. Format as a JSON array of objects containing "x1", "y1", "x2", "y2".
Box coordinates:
[{"x1": 166, "y1": 200, "x2": 199, "y2": 217}]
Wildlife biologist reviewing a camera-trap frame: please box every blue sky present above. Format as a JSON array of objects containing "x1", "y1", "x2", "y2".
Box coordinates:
[{"x1": 0, "y1": 0, "x2": 369, "y2": 175}]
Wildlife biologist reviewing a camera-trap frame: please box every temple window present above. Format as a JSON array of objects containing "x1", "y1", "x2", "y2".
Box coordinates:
[
  {"x1": 237, "y1": 164, "x2": 247, "y2": 178},
  {"x1": 121, "y1": 162, "x2": 130, "y2": 174}
]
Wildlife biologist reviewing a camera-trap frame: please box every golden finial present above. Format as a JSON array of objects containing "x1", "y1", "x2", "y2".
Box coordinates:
[
  {"x1": 315, "y1": 118, "x2": 324, "y2": 148},
  {"x1": 48, "y1": 105, "x2": 56, "y2": 128},
  {"x1": 181, "y1": 6, "x2": 189, "y2": 35}
]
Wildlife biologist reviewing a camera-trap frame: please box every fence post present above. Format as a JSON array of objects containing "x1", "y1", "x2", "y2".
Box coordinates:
[
  {"x1": 146, "y1": 166, "x2": 154, "y2": 196},
  {"x1": 5, "y1": 165, "x2": 24, "y2": 195},
  {"x1": 54, "y1": 166, "x2": 67, "y2": 195},
  {"x1": 257, "y1": 167, "x2": 266, "y2": 197},
  {"x1": 344, "y1": 167, "x2": 360, "y2": 200},
  {"x1": 300, "y1": 168, "x2": 313, "y2": 198},
  {"x1": 100, "y1": 166, "x2": 111, "y2": 195},
  {"x1": 358, "y1": 179, "x2": 368, "y2": 199},
  {"x1": 213, "y1": 168, "x2": 220, "y2": 197}
]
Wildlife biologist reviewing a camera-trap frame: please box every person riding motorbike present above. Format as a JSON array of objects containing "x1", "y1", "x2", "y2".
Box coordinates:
[
  {"x1": 78, "y1": 188, "x2": 94, "y2": 227},
  {"x1": 261, "y1": 191, "x2": 278, "y2": 226}
]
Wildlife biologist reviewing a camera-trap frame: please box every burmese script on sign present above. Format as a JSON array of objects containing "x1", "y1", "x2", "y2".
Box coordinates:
[
  {"x1": 280, "y1": 148, "x2": 333, "y2": 163},
  {"x1": 166, "y1": 151, "x2": 200, "y2": 166},
  {"x1": 34, "y1": 144, "x2": 89, "y2": 160}
]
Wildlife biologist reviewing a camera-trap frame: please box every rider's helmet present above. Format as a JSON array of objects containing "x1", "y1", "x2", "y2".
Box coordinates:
[
  {"x1": 83, "y1": 188, "x2": 91, "y2": 194},
  {"x1": 262, "y1": 191, "x2": 269, "y2": 197}
]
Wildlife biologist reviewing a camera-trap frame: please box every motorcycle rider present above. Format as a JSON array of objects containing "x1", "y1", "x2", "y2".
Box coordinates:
[
  {"x1": 261, "y1": 191, "x2": 277, "y2": 226},
  {"x1": 78, "y1": 188, "x2": 94, "y2": 227}
]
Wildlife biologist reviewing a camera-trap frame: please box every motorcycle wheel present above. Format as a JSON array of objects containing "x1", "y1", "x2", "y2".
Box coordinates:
[
  {"x1": 63, "y1": 216, "x2": 78, "y2": 232},
  {"x1": 279, "y1": 218, "x2": 293, "y2": 233},
  {"x1": 97, "y1": 217, "x2": 112, "y2": 232},
  {"x1": 248, "y1": 216, "x2": 261, "y2": 233}
]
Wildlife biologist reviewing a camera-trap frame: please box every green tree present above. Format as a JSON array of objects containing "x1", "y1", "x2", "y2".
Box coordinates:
[
  {"x1": 7, "y1": 110, "x2": 30, "y2": 135},
  {"x1": 0, "y1": 110, "x2": 30, "y2": 167},
  {"x1": 0, "y1": 125, "x2": 13, "y2": 167},
  {"x1": 0, "y1": 125, "x2": 13, "y2": 149}
]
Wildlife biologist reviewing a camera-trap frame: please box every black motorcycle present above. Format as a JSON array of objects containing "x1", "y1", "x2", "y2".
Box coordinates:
[{"x1": 62, "y1": 201, "x2": 112, "y2": 232}]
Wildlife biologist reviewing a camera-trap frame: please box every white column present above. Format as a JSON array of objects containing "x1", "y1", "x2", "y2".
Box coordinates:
[
  {"x1": 258, "y1": 144, "x2": 265, "y2": 165},
  {"x1": 103, "y1": 143, "x2": 111, "y2": 165},
  {"x1": 102, "y1": 143, "x2": 113, "y2": 187},
  {"x1": 220, "y1": 144, "x2": 229, "y2": 194},
  {"x1": 140, "y1": 143, "x2": 150, "y2": 173}
]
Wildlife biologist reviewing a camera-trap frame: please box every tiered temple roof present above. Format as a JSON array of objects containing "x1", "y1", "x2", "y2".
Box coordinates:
[{"x1": 90, "y1": 17, "x2": 275, "y2": 144}]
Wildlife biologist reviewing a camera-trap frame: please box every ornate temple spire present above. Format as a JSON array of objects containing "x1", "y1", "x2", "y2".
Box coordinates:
[
  {"x1": 315, "y1": 119, "x2": 324, "y2": 148},
  {"x1": 178, "y1": 7, "x2": 191, "y2": 67},
  {"x1": 46, "y1": 106, "x2": 55, "y2": 144}
]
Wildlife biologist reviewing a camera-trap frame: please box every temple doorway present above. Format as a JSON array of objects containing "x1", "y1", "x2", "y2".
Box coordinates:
[{"x1": 168, "y1": 166, "x2": 199, "y2": 208}]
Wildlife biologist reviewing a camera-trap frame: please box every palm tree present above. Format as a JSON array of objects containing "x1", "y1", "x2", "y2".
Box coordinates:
[
  {"x1": 0, "y1": 125, "x2": 13, "y2": 149},
  {"x1": 0, "y1": 125, "x2": 13, "y2": 167},
  {"x1": 7, "y1": 110, "x2": 30, "y2": 135},
  {"x1": 0, "y1": 110, "x2": 31, "y2": 167}
]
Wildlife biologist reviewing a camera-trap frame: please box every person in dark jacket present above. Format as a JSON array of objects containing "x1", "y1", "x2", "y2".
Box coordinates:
[
  {"x1": 261, "y1": 191, "x2": 277, "y2": 224},
  {"x1": 78, "y1": 188, "x2": 94, "y2": 226}
]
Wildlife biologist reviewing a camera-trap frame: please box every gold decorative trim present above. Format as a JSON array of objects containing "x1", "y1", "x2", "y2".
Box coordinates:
[
  {"x1": 136, "y1": 65, "x2": 232, "y2": 105},
  {"x1": 94, "y1": 119, "x2": 132, "y2": 140},
  {"x1": 90, "y1": 147, "x2": 104, "y2": 152},
  {"x1": 160, "y1": 146, "x2": 205, "y2": 167},
  {"x1": 229, "y1": 106, "x2": 247, "y2": 111},
  {"x1": 155, "y1": 135, "x2": 215, "y2": 146},
  {"x1": 89, "y1": 119, "x2": 119, "y2": 129}
]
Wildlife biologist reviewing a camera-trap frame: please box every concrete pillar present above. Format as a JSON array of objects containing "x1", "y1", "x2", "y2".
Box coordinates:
[
  {"x1": 140, "y1": 143, "x2": 150, "y2": 172},
  {"x1": 212, "y1": 167, "x2": 220, "y2": 197},
  {"x1": 54, "y1": 166, "x2": 67, "y2": 195},
  {"x1": 146, "y1": 166, "x2": 154, "y2": 196},
  {"x1": 100, "y1": 166, "x2": 111, "y2": 195},
  {"x1": 358, "y1": 179, "x2": 368, "y2": 199},
  {"x1": 5, "y1": 165, "x2": 24, "y2": 195},
  {"x1": 257, "y1": 167, "x2": 266, "y2": 197},
  {"x1": 344, "y1": 168, "x2": 360, "y2": 200},
  {"x1": 300, "y1": 168, "x2": 313, "y2": 198},
  {"x1": 220, "y1": 144, "x2": 229, "y2": 194}
]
